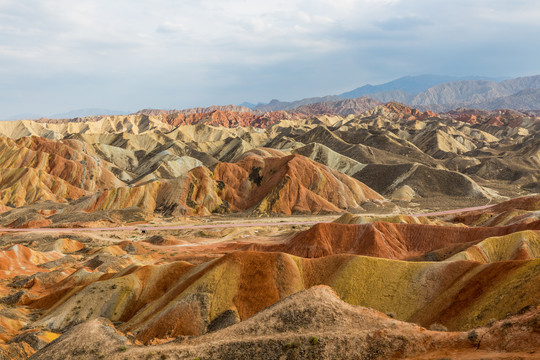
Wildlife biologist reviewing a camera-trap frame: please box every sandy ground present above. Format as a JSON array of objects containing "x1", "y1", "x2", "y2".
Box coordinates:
[{"x1": 0, "y1": 204, "x2": 494, "y2": 233}]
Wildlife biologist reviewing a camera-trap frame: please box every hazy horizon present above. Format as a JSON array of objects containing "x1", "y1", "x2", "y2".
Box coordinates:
[{"x1": 1, "y1": 0, "x2": 540, "y2": 119}]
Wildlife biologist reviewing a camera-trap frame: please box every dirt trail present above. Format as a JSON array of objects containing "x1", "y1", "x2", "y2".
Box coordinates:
[
  {"x1": 0, "y1": 204, "x2": 494, "y2": 233},
  {"x1": 411, "y1": 204, "x2": 494, "y2": 217}
]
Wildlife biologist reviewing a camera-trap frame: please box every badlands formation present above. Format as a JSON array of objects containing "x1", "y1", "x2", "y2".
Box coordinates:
[{"x1": 0, "y1": 102, "x2": 538, "y2": 359}]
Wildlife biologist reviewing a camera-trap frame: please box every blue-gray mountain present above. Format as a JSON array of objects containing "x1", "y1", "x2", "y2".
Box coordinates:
[
  {"x1": 339, "y1": 74, "x2": 503, "y2": 99},
  {"x1": 248, "y1": 74, "x2": 540, "y2": 112}
]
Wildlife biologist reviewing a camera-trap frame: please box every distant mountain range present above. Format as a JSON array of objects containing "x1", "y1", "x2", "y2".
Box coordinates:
[
  {"x1": 3, "y1": 108, "x2": 128, "y2": 121},
  {"x1": 338, "y1": 74, "x2": 504, "y2": 99},
  {"x1": 242, "y1": 96, "x2": 343, "y2": 112},
  {"x1": 5, "y1": 74, "x2": 540, "y2": 122},
  {"x1": 247, "y1": 74, "x2": 540, "y2": 112},
  {"x1": 49, "y1": 108, "x2": 128, "y2": 119}
]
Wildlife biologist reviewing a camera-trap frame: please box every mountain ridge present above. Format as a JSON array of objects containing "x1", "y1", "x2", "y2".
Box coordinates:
[{"x1": 244, "y1": 74, "x2": 540, "y2": 113}]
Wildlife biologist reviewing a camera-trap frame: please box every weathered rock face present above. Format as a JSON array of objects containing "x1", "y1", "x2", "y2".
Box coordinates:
[
  {"x1": 0, "y1": 244, "x2": 64, "y2": 279},
  {"x1": 354, "y1": 163, "x2": 492, "y2": 199},
  {"x1": 25, "y1": 250, "x2": 540, "y2": 344},
  {"x1": 0, "y1": 136, "x2": 123, "y2": 207},
  {"x1": 77, "y1": 153, "x2": 382, "y2": 216},
  {"x1": 158, "y1": 110, "x2": 294, "y2": 128},
  {"x1": 293, "y1": 97, "x2": 382, "y2": 116},
  {"x1": 0, "y1": 101, "x2": 539, "y2": 360},
  {"x1": 268, "y1": 221, "x2": 540, "y2": 259},
  {"x1": 446, "y1": 108, "x2": 538, "y2": 127},
  {"x1": 382, "y1": 102, "x2": 438, "y2": 120},
  {"x1": 29, "y1": 286, "x2": 540, "y2": 360},
  {"x1": 0, "y1": 191, "x2": 538, "y2": 359},
  {"x1": 213, "y1": 154, "x2": 383, "y2": 215},
  {"x1": 1, "y1": 101, "x2": 538, "y2": 222}
]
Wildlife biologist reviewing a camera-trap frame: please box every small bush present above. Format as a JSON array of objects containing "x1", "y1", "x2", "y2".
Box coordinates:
[
  {"x1": 386, "y1": 312, "x2": 395, "y2": 318},
  {"x1": 467, "y1": 330, "x2": 478, "y2": 343},
  {"x1": 118, "y1": 345, "x2": 128, "y2": 352},
  {"x1": 501, "y1": 321, "x2": 513, "y2": 329},
  {"x1": 309, "y1": 336, "x2": 319, "y2": 345}
]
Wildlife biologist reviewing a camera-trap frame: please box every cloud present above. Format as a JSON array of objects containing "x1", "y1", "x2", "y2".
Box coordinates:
[{"x1": 1, "y1": 0, "x2": 540, "y2": 118}]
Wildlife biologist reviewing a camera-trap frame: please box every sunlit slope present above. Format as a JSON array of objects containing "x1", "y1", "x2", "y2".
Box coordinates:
[
  {"x1": 264, "y1": 221, "x2": 540, "y2": 259},
  {"x1": 30, "y1": 251, "x2": 540, "y2": 341}
]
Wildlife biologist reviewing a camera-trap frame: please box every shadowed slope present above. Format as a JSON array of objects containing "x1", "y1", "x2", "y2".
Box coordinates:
[{"x1": 354, "y1": 162, "x2": 492, "y2": 199}]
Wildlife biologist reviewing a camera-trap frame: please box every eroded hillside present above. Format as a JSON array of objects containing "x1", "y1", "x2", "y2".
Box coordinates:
[
  {"x1": 0, "y1": 104, "x2": 538, "y2": 359},
  {"x1": 0, "y1": 104, "x2": 538, "y2": 227}
]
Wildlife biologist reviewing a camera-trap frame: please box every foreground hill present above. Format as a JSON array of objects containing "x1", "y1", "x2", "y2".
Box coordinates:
[
  {"x1": 25, "y1": 249, "x2": 538, "y2": 340},
  {"x1": 0, "y1": 196, "x2": 538, "y2": 358},
  {"x1": 30, "y1": 286, "x2": 540, "y2": 360}
]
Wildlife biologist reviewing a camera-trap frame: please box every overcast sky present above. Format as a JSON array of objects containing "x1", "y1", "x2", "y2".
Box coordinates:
[{"x1": 1, "y1": 0, "x2": 540, "y2": 118}]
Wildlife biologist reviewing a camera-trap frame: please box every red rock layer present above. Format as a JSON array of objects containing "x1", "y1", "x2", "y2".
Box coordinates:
[
  {"x1": 452, "y1": 195, "x2": 540, "y2": 226},
  {"x1": 383, "y1": 102, "x2": 438, "y2": 120},
  {"x1": 0, "y1": 136, "x2": 122, "y2": 192},
  {"x1": 446, "y1": 108, "x2": 531, "y2": 127},
  {"x1": 263, "y1": 220, "x2": 540, "y2": 259},
  {"x1": 135, "y1": 105, "x2": 254, "y2": 116},
  {"x1": 213, "y1": 154, "x2": 383, "y2": 214},
  {"x1": 293, "y1": 97, "x2": 382, "y2": 116},
  {"x1": 159, "y1": 110, "x2": 296, "y2": 128}
]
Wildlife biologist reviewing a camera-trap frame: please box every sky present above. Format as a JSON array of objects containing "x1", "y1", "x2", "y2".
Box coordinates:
[{"x1": 1, "y1": 0, "x2": 540, "y2": 119}]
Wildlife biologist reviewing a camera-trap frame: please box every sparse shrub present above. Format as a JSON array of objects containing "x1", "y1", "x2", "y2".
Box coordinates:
[
  {"x1": 517, "y1": 305, "x2": 533, "y2": 315},
  {"x1": 386, "y1": 312, "x2": 395, "y2": 318},
  {"x1": 486, "y1": 318, "x2": 497, "y2": 327},
  {"x1": 501, "y1": 321, "x2": 513, "y2": 329},
  {"x1": 467, "y1": 330, "x2": 478, "y2": 343},
  {"x1": 429, "y1": 323, "x2": 448, "y2": 332},
  {"x1": 118, "y1": 345, "x2": 128, "y2": 352},
  {"x1": 309, "y1": 336, "x2": 319, "y2": 345},
  {"x1": 284, "y1": 342, "x2": 300, "y2": 349},
  {"x1": 111, "y1": 284, "x2": 117, "y2": 289},
  {"x1": 291, "y1": 225, "x2": 296, "y2": 229}
]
